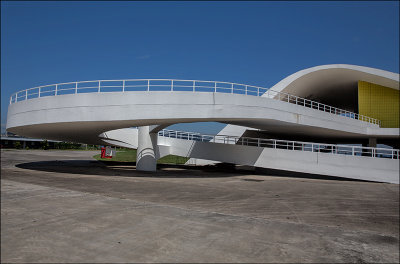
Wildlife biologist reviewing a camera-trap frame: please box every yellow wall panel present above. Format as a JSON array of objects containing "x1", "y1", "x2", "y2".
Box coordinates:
[{"x1": 358, "y1": 81, "x2": 399, "y2": 128}]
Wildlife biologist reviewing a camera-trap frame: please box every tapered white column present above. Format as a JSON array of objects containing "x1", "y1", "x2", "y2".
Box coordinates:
[{"x1": 136, "y1": 126, "x2": 158, "y2": 172}]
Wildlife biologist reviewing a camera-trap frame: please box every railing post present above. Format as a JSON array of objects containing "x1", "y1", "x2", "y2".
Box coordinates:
[
  {"x1": 257, "y1": 87, "x2": 260, "y2": 96},
  {"x1": 147, "y1": 80, "x2": 150, "y2": 91},
  {"x1": 258, "y1": 138, "x2": 260, "y2": 147},
  {"x1": 55, "y1": 85, "x2": 58, "y2": 96},
  {"x1": 193, "y1": 81, "x2": 195, "y2": 92},
  {"x1": 245, "y1": 85, "x2": 248, "y2": 95},
  {"x1": 75, "y1": 82, "x2": 78, "y2": 94},
  {"x1": 122, "y1": 80, "x2": 125, "y2": 92},
  {"x1": 171, "y1": 80, "x2": 173, "y2": 91},
  {"x1": 352, "y1": 147, "x2": 354, "y2": 156},
  {"x1": 98, "y1": 81, "x2": 101, "y2": 93},
  {"x1": 38, "y1": 87, "x2": 41, "y2": 98},
  {"x1": 273, "y1": 140, "x2": 276, "y2": 149},
  {"x1": 231, "y1": 83, "x2": 233, "y2": 94},
  {"x1": 214, "y1": 82, "x2": 217, "y2": 93},
  {"x1": 25, "y1": 90, "x2": 28, "y2": 100}
]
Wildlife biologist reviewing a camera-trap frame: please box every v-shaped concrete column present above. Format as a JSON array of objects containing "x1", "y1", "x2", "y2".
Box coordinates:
[{"x1": 136, "y1": 126, "x2": 158, "y2": 172}]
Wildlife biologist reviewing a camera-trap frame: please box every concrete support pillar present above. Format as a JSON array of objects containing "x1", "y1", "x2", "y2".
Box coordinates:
[
  {"x1": 361, "y1": 138, "x2": 377, "y2": 157},
  {"x1": 368, "y1": 138, "x2": 377, "y2": 148},
  {"x1": 136, "y1": 126, "x2": 158, "y2": 172}
]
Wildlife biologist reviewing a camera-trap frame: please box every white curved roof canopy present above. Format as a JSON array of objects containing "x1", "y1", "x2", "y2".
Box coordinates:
[
  {"x1": 270, "y1": 64, "x2": 399, "y2": 93},
  {"x1": 266, "y1": 64, "x2": 399, "y2": 112}
]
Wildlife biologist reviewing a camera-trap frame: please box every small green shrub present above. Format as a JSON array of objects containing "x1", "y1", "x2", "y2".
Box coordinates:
[{"x1": 41, "y1": 140, "x2": 49, "y2": 150}]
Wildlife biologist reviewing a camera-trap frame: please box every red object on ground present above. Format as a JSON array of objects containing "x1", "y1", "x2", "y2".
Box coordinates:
[
  {"x1": 100, "y1": 146, "x2": 113, "y2": 159},
  {"x1": 100, "y1": 147, "x2": 106, "y2": 158}
]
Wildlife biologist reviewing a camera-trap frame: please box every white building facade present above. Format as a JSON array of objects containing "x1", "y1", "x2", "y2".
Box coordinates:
[{"x1": 6, "y1": 64, "x2": 400, "y2": 183}]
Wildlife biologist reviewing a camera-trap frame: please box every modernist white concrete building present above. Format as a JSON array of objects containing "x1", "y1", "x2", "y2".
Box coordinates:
[{"x1": 6, "y1": 64, "x2": 400, "y2": 183}]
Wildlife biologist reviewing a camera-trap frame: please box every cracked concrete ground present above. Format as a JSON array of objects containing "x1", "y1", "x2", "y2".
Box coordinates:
[{"x1": 1, "y1": 149, "x2": 399, "y2": 263}]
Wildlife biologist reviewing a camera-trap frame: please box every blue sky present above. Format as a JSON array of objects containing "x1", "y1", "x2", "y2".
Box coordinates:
[{"x1": 1, "y1": 1, "x2": 399, "y2": 134}]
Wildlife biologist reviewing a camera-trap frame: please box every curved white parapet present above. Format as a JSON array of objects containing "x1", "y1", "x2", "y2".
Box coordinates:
[{"x1": 5, "y1": 65, "x2": 400, "y2": 182}]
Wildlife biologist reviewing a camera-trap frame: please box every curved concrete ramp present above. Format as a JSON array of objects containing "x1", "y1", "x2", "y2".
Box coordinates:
[
  {"x1": 6, "y1": 91, "x2": 391, "y2": 143},
  {"x1": 99, "y1": 128, "x2": 399, "y2": 184}
]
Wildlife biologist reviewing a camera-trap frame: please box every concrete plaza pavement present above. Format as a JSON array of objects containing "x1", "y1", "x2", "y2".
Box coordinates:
[{"x1": 1, "y1": 149, "x2": 399, "y2": 263}]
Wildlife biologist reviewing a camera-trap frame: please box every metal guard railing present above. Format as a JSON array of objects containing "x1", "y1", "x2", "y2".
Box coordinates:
[
  {"x1": 9, "y1": 79, "x2": 380, "y2": 126},
  {"x1": 159, "y1": 129, "x2": 399, "y2": 160}
]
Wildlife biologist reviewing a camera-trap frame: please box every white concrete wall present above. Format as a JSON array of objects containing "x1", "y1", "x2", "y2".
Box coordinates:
[{"x1": 185, "y1": 124, "x2": 252, "y2": 165}]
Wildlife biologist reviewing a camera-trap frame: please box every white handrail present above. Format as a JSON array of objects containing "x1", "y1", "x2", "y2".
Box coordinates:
[
  {"x1": 9, "y1": 78, "x2": 381, "y2": 126},
  {"x1": 159, "y1": 129, "x2": 399, "y2": 160}
]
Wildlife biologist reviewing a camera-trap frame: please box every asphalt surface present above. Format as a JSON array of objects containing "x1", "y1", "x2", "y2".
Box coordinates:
[{"x1": 1, "y1": 149, "x2": 399, "y2": 263}]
